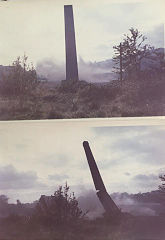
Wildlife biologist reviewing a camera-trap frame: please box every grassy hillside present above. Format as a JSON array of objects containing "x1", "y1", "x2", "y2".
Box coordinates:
[{"x1": 0, "y1": 77, "x2": 165, "y2": 120}]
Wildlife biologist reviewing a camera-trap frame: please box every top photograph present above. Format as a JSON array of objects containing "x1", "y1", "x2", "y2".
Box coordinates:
[{"x1": 0, "y1": 0, "x2": 164, "y2": 120}]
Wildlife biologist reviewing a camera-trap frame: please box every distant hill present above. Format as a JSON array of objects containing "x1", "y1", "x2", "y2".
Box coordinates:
[{"x1": 89, "y1": 59, "x2": 114, "y2": 70}]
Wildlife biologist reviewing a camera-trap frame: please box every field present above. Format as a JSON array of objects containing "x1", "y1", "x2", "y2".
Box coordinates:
[
  {"x1": 0, "y1": 76, "x2": 165, "y2": 121},
  {"x1": 0, "y1": 215, "x2": 165, "y2": 240}
]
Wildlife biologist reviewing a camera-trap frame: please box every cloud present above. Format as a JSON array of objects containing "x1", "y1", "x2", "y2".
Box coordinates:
[
  {"x1": 41, "y1": 153, "x2": 69, "y2": 167},
  {"x1": 146, "y1": 24, "x2": 164, "y2": 48},
  {"x1": 0, "y1": 165, "x2": 45, "y2": 190},
  {"x1": 0, "y1": 0, "x2": 164, "y2": 66},
  {"x1": 133, "y1": 174, "x2": 158, "y2": 184},
  {"x1": 0, "y1": 123, "x2": 164, "y2": 202},
  {"x1": 133, "y1": 174, "x2": 158, "y2": 181},
  {"x1": 132, "y1": 174, "x2": 159, "y2": 189},
  {"x1": 48, "y1": 173, "x2": 69, "y2": 181},
  {"x1": 92, "y1": 126, "x2": 165, "y2": 168},
  {"x1": 125, "y1": 172, "x2": 131, "y2": 176}
]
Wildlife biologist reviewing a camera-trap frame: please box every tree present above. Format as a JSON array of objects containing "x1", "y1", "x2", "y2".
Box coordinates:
[
  {"x1": 113, "y1": 28, "x2": 153, "y2": 81},
  {"x1": 16, "y1": 199, "x2": 22, "y2": 206},
  {"x1": 0, "y1": 195, "x2": 9, "y2": 205},
  {"x1": 150, "y1": 48, "x2": 165, "y2": 79},
  {"x1": 113, "y1": 42, "x2": 123, "y2": 85},
  {"x1": 0, "y1": 55, "x2": 40, "y2": 107},
  {"x1": 159, "y1": 174, "x2": 165, "y2": 193},
  {"x1": 0, "y1": 195, "x2": 9, "y2": 217},
  {"x1": 35, "y1": 183, "x2": 83, "y2": 226}
]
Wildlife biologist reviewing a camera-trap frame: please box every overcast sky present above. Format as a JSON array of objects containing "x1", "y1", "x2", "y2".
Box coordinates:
[
  {"x1": 0, "y1": 121, "x2": 164, "y2": 203},
  {"x1": 0, "y1": 0, "x2": 164, "y2": 67}
]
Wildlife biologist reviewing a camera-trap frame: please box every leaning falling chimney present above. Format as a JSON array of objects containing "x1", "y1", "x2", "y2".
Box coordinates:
[
  {"x1": 83, "y1": 141, "x2": 121, "y2": 219},
  {"x1": 64, "y1": 5, "x2": 79, "y2": 82}
]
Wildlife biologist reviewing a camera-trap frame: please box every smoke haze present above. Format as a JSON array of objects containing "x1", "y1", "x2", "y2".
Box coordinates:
[
  {"x1": 78, "y1": 189, "x2": 165, "y2": 219},
  {"x1": 36, "y1": 57, "x2": 115, "y2": 82},
  {"x1": 36, "y1": 59, "x2": 65, "y2": 81}
]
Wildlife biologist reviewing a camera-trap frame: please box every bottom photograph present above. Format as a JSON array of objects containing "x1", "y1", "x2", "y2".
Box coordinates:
[{"x1": 0, "y1": 121, "x2": 165, "y2": 240}]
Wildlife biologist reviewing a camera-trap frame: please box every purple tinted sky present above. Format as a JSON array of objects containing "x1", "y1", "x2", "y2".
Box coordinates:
[{"x1": 0, "y1": 121, "x2": 164, "y2": 203}]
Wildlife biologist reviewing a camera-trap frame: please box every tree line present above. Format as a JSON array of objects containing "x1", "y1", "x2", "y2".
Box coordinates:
[
  {"x1": 0, "y1": 183, "x2": 84, "y2": 227},
  {"x1": 0, "y1": 176, "x2": 165, "y2": 223}
]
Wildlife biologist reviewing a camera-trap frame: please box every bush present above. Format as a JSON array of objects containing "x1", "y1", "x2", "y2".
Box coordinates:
[
  {"x1": 0, "y1": 55, "x2": 40, "y2": 107},
  {"x1": 34, "y1": 183, "x2": 83, "y2": 226}
]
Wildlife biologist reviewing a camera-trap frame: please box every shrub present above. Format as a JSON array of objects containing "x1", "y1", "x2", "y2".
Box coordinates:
[
  {"x1": 34, "y1": 183, "x2": 83, "y2": 226},
  {"x1": 0, "y1": 55, "x2": 40, "y2": 107}
]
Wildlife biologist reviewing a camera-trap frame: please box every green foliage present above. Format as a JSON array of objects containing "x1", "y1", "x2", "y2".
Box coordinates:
[
  {"x1": 35, "y1": 183, "x2": 83, "y2": 226},
  {"x1": 1, "y1": 213, "x2": 165, "y2": 240},
  {"x1": 0, "y1": 195, "x2": 10, "y2": 217},
  {"x1": 113, "y1": 28, "x2": 153, "y2": 81},
  {"x1": 0, "y1": 55, "x2": 40, "y2": 103},
  {"x1": 1, "y1": 77, "x2": 165, "y2": 120}
]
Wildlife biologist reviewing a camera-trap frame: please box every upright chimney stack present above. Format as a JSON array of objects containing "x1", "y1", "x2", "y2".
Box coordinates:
[{"x1": 64, "y1": 5, "x2": 79, "y2": 81}]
